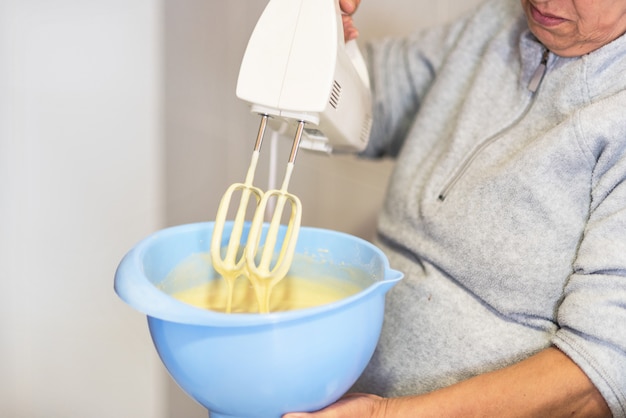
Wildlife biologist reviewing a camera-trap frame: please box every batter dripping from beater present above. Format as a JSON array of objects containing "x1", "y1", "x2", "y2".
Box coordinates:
[{"x1": 210, "y1": 117, "x2": 304, "y2": 314}]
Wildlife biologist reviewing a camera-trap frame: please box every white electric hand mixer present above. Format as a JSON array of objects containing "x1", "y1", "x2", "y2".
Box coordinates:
[{"x1": 211, "y1": 0, "x2": 372, "y2": 313}]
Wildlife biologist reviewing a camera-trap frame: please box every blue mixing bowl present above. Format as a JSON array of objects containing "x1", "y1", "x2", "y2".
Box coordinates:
[{"x1": 114, "y1": 222, "x2": 402, "y2": 418}]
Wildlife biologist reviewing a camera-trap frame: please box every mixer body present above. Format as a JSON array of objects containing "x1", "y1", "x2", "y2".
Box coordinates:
[{"x1": 236, "y1": 0, "x2": 373, "y2": 153}]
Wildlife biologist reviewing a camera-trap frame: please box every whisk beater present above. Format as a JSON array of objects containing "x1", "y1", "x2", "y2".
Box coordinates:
[
  {"x1": 210, "y1": 114, "x2": 269, "y2": 313},
  {"x1": 245, "y1": 121, "x2": 305, "y2": 313}
]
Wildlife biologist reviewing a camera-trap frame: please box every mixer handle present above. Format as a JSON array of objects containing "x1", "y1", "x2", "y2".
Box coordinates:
[{"x1": 344, "y1": 39, "x2": 370, "y2": 90}]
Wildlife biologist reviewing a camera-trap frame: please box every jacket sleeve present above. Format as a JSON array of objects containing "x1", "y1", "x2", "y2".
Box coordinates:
[
  {"x1": 552, "y1": 93, "x2": 626, "y2": 418},
  {"x1": 360, "y1": 15, "x2": 472, "y2": 158},
  {"x1": 359, "y1": 0, "x2": 520, "y2": 158}
]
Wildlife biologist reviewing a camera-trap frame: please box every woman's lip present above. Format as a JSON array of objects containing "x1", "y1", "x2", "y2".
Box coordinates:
[{"x1": 529, "y1": 4, "x2": 567, "y2": 27}]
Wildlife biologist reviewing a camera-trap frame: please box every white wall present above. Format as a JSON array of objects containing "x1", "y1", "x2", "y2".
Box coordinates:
[{"x1": 0, "y1": 1, "x2": 165, "y2": 417}]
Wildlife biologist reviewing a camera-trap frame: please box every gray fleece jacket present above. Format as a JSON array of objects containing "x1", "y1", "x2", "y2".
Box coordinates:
[{"x1": 352, "y1": 0, "x2": 626, "y2": 416}]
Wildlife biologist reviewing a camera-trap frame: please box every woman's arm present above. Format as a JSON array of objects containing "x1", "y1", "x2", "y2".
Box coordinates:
[{"x1": 284, "y1": 347, "x2": 610, "y2": 418}]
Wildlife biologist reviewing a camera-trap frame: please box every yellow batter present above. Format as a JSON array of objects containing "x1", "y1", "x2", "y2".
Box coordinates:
[
  {"x1": 172, "y1": 273, "x2": 362, "y2": 313},
  {"x1": 159, "y1": 252, "x2": 369, "y2": 314}
]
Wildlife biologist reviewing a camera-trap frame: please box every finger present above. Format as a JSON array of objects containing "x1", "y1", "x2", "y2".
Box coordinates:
[
  {"x1": 342, "y1": 14, "x2": 360, "y2": 41},
  {"x1": 283, "y1": 393, "x2": 379, "y2": 418},
  {"x1": 339, "y1": 0, "x2": 360, "y2": 15}
]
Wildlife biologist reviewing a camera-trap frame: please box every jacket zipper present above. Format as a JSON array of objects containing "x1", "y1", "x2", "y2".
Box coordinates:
[{"x1": 438, "y1": 48, "x2": 550, "y2": 201}]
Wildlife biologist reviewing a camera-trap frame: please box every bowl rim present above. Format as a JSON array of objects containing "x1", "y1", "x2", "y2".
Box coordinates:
[{"x1": 115, "y1": 222, "x2": 402, "y2": 327}]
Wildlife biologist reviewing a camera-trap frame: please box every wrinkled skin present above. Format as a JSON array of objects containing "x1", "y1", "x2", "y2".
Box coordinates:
[{"x1": 520, "y1": 0, "x2": 626, "y2": 56}]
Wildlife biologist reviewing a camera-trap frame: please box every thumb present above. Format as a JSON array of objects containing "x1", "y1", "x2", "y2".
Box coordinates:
[{"x1": 339, "y1": 0, "x2": 359, "y2": 15}]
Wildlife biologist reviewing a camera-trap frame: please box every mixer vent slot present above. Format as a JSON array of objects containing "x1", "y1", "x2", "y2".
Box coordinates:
[
  {"x1": 329, "y1": 80, "x2": 342, "y2": 109},
  {"x1": 361, "y1": 114, "x2": 373, "y2": 143}
]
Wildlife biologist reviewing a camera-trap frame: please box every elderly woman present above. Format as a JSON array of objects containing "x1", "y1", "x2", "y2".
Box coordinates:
[{"x1": 285, "y1": 0, "x2": 626, "y2": 417}]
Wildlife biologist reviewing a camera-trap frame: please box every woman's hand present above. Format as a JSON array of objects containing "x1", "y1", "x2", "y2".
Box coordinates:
[
  {"x1": 340, "y1": 0, "x2": 361, "y2": 41},
  {"x1": 283, "y1": 392, "x2": 387, "y2": 418}
]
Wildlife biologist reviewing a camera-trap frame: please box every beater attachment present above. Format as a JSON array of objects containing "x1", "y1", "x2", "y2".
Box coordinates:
[
  {"x1": 245, "y1": 121, "x2": 304, "y2": 313},
  {"x1": 210, "y1": 115, "x2": 268, "y2": 313}
]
